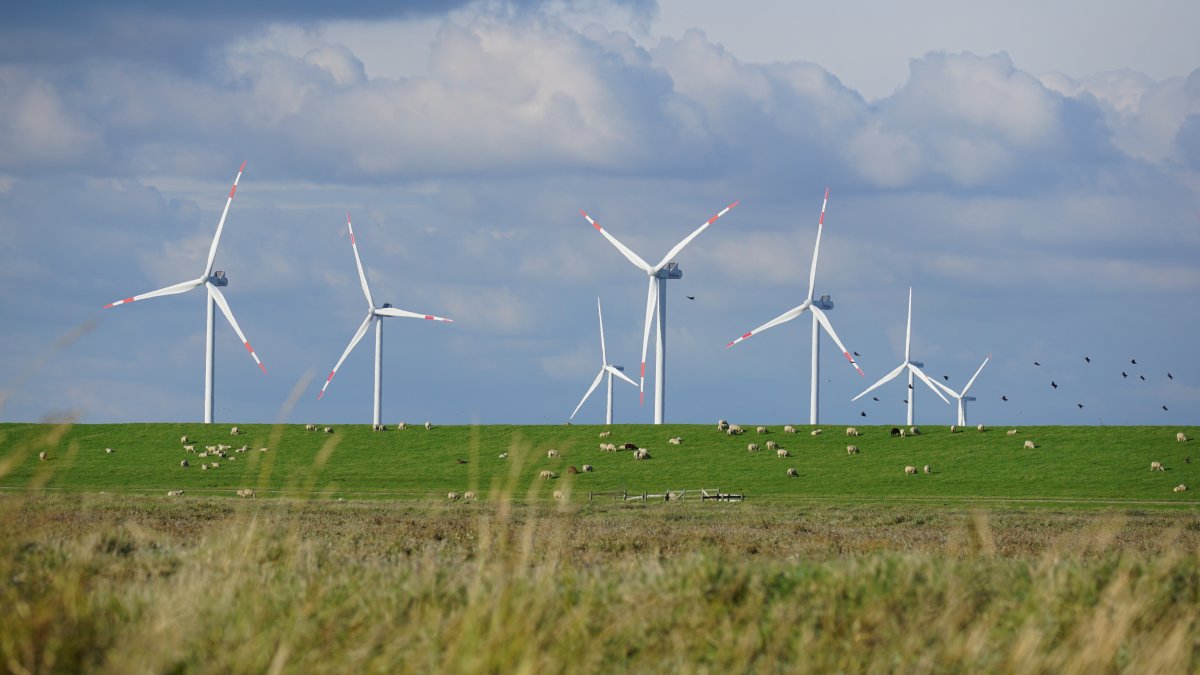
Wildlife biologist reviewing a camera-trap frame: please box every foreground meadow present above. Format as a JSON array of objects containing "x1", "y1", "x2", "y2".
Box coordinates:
[{"x1": 1, "y1": 494, "x2": 1198, "y2": 673}]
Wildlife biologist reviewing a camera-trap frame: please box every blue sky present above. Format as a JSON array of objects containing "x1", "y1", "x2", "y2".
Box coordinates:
[{"x1": 1, "y1": 0, "x2": 1197, "y2": 426}]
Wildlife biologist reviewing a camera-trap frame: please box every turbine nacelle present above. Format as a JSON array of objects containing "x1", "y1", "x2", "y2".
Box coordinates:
[
  {"x1": 654, "y1": 263, "x2": 683, "y2": 280},
  {"x1": 209, "y1": 271, "x2": 229, "y2": 287},
  {"x1": 813, "y1": 294, "x2": 834, "y2": 310}
]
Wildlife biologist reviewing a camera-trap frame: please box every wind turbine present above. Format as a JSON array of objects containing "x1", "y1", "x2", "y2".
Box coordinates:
[
  {"x1": 933, "y1": 355, "x2": 991, "y2": 426},
  {"x1": 724, "y1": 188, "x2": 863, "y2": 423},
  {"x1": 580, "y1": 201, "x2": 738, "y2": 424},
  {"x1": 104, "y1": 161, "x2": 265, "y2": 424},
  {"x1": 569, "y1": 298, "x2": 639, "y2": 424},
  {"x1": 317, "y1": 214, "x2": 453, "y2": 427},
  {"x1": 851, "y1": 287, "x2": 948, "y2": 425}
]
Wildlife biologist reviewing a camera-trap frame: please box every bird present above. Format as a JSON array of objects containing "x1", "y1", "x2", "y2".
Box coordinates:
[
  {"x1": 1085, "y1": 356, "x2": 1091, "y2": 363},
  {"x1": 1168, "y1": 372, "x2": 1174, "y2": 380},
  {"x1": 860, "y1": 411, "x2": 867, "y2": 417},
  {"x1": 1122, "y1": 372, "x2": 1128, "y2": 378},
  {"x1": 942, "y1": 375, "x2": 950, "y2": 381},
  {"x1": 908, "y1": 383, "x2": 913, "y2": 389},
  {"x1": 872, "y1": 397, "x2": 879, "y2": 402},
  {"x1": 1051, "y1": 381, "x2": 1058, "y2": 389},
  {"x1": 1001, "y1": 395, "x2": 1008, "y2": 402},
  {"x1": 1162, "y1": 405, "x2": 1169, "y2": 411},
  {"x1": 1139, "y1": 375, "x2": 1146, "y2": 381},
  {"x1": 1077, "y1": 403, "x2": 1084, "y2": 409},
  {"x1": 902, "y1": 399, "x2": 908, "y2": 404},
  {"x1": 853, "y1": 351, "x2": 861, "y2": 357},
  {"x1": 1034, "y1": 361, "x2": 1041, "y2": 366},
  {"x1": 1131, "y1": 358, "x2": 1137, "y2": 364},
  {"x1": 686, "y1": 295, "x2": 695, "y2": 300},
  {"x1": 456, "y1": 458, "x2": 468, "y2": 464}
]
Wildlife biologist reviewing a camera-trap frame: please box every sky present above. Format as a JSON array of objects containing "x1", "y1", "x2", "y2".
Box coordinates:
[{"x1": 1, "y1": 0, "x2": 1198, "y2": 427}]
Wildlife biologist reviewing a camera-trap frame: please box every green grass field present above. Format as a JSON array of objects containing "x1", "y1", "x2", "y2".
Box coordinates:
[{"x1": 2, "y1": 422, "x2": 1197, "y2": 504}]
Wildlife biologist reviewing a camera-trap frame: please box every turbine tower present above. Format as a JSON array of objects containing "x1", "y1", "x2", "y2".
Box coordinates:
[
  {"x1": 933, "y1": 354, "x2": 991, "y2": 426},
  {"x1": 725, "y1": 188, "x2": 863, "y2": 423},
  {"x1": 317, "y1": 214, "x2": 453, "y2": 427},
  {"x1": 104, "y1": 161, "x2": 266, "y2": 424},
  {"x1": 569, "y1": 298, "x2": 639, "y2": 424},
  {"x1": 580, "y1": 201, "x2": 738, "y2": 424},
  {"x1": 852, "y1": 287, "x2": 948, "y2": 425}
]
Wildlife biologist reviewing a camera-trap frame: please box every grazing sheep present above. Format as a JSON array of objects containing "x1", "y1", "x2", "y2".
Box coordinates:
[
  {"x1": 1151, "y1": 461, "x2": 1165, "y2": 471},
  {"x1": 747, "y1": 443, "x2": 760, "y2": 452},
  {"x1": 180, "y1": 459, "x2": 190, "y2": 468},
  {"x1": 633, "y1": 448, "x2": 651, "y2": 460},
  {"x1": 463, "y1": 491, "x2": 476, "y2": 500},
  {"x1": 846, "y1": 427, "x2": 860, "y2": 437},
  {"x1": 786, "y1": 468, "x2": 798, "y2": 477},
  {"x1": 950, "y1": 425, "x2": 959, "y2": 433},
  {"x1": 599, "y1": 430, "x2": 612, "y2": 438},
  {"x1": 923, "y1": 465, "x2": 930, "y2": 475},
  {"x1": 776, "y1": 448, "x2": 790, "y2": 458},
  {"x1": 977, "y1": 423, "x2": 986, "y2": 432},
  {"x1": 105, "y1": 448, "x2": 114, "y2": 454},
  {"x1": 547, "y1": 449, "x2": 560, "y2": 458},
  {"x1": 846, "y1": 445, "x2": 859, "y2": 455},
  {"x1": 180, "y1": 435, "x2": 190, "y2": 444},
  {"x1": 228, "y1": 456, "x2": 237, "y2": 462},
  {"x1": 757, "y1": 426, "x2": 769, "y2": 434},
  {"x1": 553, "y1": 490, "x2": 565, "y2": 502},
  {"x1": 1178, "y1": 432, "x2": 1189, "y2": 442},
  {"x1": 717, "y1": 419, "x2": 729, "y2": 431},
  {"x1": 447, "y1": 491, "x2": 460, "y2": 500},
  {"x1": 567, "y1": 465, "x2": 579, "y2": 474},
  {"x1": 668, "y1": 437, "x2": 682, "y2": 445},
  {"x1": 236, "y1": 489, "x2": 255, "y2": 498},
  {"x1": 810, "y1": 429, "x2": 823, "y2": 437},
  {"x1": 373, "y1": 424, "x2": 388, "y2": 431},
  {"x1": 167, "y1": 490, "x2": 184, "y2": 497},
  {"x1": 230, "y1": 426, "x2": 241, "y2": 435},
  {"x1": 1006, "y1": 429, "x2": 1018, "y2": 436},
  {"x1": 498, "y1": 452, "x2": 508, "y2": 459},
  {"x1": 324, "y1": 427, "x2": 334, "y2": 434},
  {"x1": 205, "y1": 445, "x2": 217, "y2": 453},
  {"x1": 727, "y1": 425, "x2": 744, "y2": 436},
  {"x1": 198, "y1": 452, "x2": 208, "y2": 458},
  {"x1": 766, "y1": 440, "x2": 779, "y2": 451},
  {"x1": 784, "y1": 425, "x2": 797, "y2": 434},
  {"x1": 210, "y1": 462, "x2": 220, "y2": 469},
  {"x1": 900, "y1": 428, "x2": 907, "y2": 438},
  {"x1": 582, "y1": 464, "x2": 594, "y2": 472},
  {"x1": 1023, "y1": 440, "x2": 1036, "y2": 450},
  {"x1": 305, "y1": 424, "x2": 318, "y2": 431},
  {"x1": 539, "y1": 470, "x2": 556, "y2": 479},
  {"x1": 201, "y1": 464, "x2": 209, "y2": 471},
  {"x1": 909, "y1": 427, "x2": 921, "y2": 436},
  {"x1": 904, "y1": 465, "x2": 917, "y2": 475},
  {"x1": 259, "y1": 447, "x2": 269, "y2": 452},
  {"x1": 1174, "y1": 484, "x2": 1188, "y2": 493},
  {"x1": 396, "y1": 422, "x2": 408, "y2": 430},
  {"x1": 236, "y1": 446, "x2": 247, "y2": 453},
  {"x1": 890, "y1": 427, "x2": 902, "y2": 437},
  {"x1": 184, "y1": 445, "x2": 195, "y2": 453},
  {"x1": 424, "y1": 421, "x2": 432, "y2": 430}
]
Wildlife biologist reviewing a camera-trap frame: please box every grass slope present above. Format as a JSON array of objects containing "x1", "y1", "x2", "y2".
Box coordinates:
[{"x1": 1, "y1": 422, "x2": 1198, "y2": 503}]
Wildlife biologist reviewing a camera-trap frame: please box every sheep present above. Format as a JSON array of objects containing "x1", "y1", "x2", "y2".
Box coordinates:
[
  {"x1": 424, "y1": 421, "x2": 432, "y2": 430},
  {"x1": 784, "y1": 425, "x2": 797, "y2": 434},
  {"x1": 949, "y1": 425, "x2": 959, "y2": 433},
  {"x1": 1174, "y1": 484, "x2": 1188, "y2": 493},
  {"x1": 183, "y1": 444, "x2": 195, "y2": 453},
  {"x1": 810, "y1": 429, "x2": 823, "y2": 437},
  {"x1": 539, "y1": 470, "x2": 556, "y2": 479},
  {"x1": 727, "y1": 424, "x2": 744, "y2": 435},
  {"x1": 205, "y1": 445, "x2": 217, "y2": 453},
  {"x1": 633, "y1": 448, "x2": 651, "y2": 460},
  {"x1": 198, "y1": 452, "x2": 208, "y2": 458},
  {"x1": 210, "y1": 462, "x2": 220, "y2": 469},
  {"x1": 756, "y1": 426, "x2": 769, "y2": 434},
  {"x1": 258, "y1": 447, "x2": 270, "y2": 452},
  {"x1": 904, "y1": 465, "x2": 917, "y2": 475},
  {"x1": 846, "y1": 427, "x2": 860, "y2": 437},
  {"x1": 463, "y1": 491, "x2": 476, "y2": 500},
  {"x1": 923, "y1": 465, "x2": 930, "y2": 475},
  {"x1": 622, "y1": 442, "x2": 638, "y2": 450},
  {"x1": 236, "y1": 488, "x2": 255, "y2": 499},
  {"x1": 900, "y1": 428, "x2": 907, "y2": 438},
  {"x1": 582, "y1": 464, "x2": 594, "y2": 472},
  {"x1": 599, "y1": 430, "x2": 613, "y2": 438},
  {"x1": 717, "y1": 419, "x2": 729, "y2": 431},
  {"x1": 547, "y1": 449, "x2": 560, "y2": 459},
  {"x1": 846, "y1": 445, "x2": 859, "y2": 455},
  {"x1": 236, "y1": 446, "x2": 247, "y2": 453},
  {"x1": 447, "y1": 491, "x2": 460, "y2": 500},
  {"x1": 498, "y1": 452, "x2": 508, "y2": 459},
  {"x1": 180, "y1": 435, "x2": 190, "y2": 444},
  {"x1": 180, "y1": 459, "x2": 190, "y2": 468},
  {"x1": 1006, "y1": 429, "x2": 1018, "y2": 436},
  {"x1": 217, "y1": 444, "x2": 231, "y2": 452},
  {"x1": 167, "y1": 490, "x2": 184, "y2": 497},
  {"x1": 786, "y1": 467, "x2": 799, "y2": 477},
  {"x1": 909, "y1": 427, "x2": 921, "y2": 436},
  {"x1": 567, "y1": 465, "x2": 579, "y2": 474},
  {"x1": 396, "y1": 422, "x2": 408, "y2": 430},
  {"x1": 766, "y1": 440, "x2": 779, "y2": 451},
  {"x1": 373, "y1": 424, "x2": 388, "y2": 431},
  {"x1": 747, "y1": 443, "x2": 760, "y2": 452},
  {"x1": 1151, "y1": 461, "x2": 1165, "y2": 471},
  {"x1": 599, "y1": 443, "x2": 615, "y2": 452},
  {"x1": 305, "y1": 424, "x2": 318, "y2": 431},
  {"x1": 230, "y1": 426, "x2": 241, "y2": 435},
  {"x1": 776, "y1": 448, "x2": 790, "y2": 458},
  {"x1": 977, "y1": 423, "x2": 986, "y2": 432},
  {"x1": 201, "y1": 464, "x2": 209, "y2": 470},
  {"x1": 1178, "y1": 432, "x2": 1190, "y2": 442},
  {"x1": 1023, "y1": 440, "x2": 1036, "y2": 450},
  {"x1": 228, "y1": 456, "x2": 237, "y2": 462},
  {"x1": 890, "y1": 427, "x2": 902, "y2": 437},
  {"x1": 553, "y1": 490, "x2": 566, "y2": 502},
  {"x1": 105, "y1": 447, "x2": 114, "y2": 454},
  {"x1": 668, "y1": 437, "x2": 683, "y2": 445},
  {"x1": 324, "y1": 427, "x2": 334, "y2": 434}
]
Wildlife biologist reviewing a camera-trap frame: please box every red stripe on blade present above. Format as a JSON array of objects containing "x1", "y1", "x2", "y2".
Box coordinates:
[
  {"x1": 258, "y1": 363, "x2": 267, "y2": 374},
  {"x1": 725, "y1": 341, "x2": 735, "y2": 348},
  {"x1": 424, "y1": 315, "x2": 434, "y2": 320},
  {"x1": 326, "y1": 371, "x2": 336, "y2": 382},
  {"x1": 640, "y1": 363, "x2": 646, "y2": 378},
  {"x1": 742, "y1": 332, "x2": 752, "y2": 339},
  {"x1": 229, "y1": 184, "x2": 237, "y2": 198},
  {"x1": 243, "y1": 342, "x2": 254, "y2": 353},
  {"x1": 350, "y1": 233, "x2": 356, "y2": 245},
  {"x1": 238, "y1": 160, "x2": 247, "y2": 172}
]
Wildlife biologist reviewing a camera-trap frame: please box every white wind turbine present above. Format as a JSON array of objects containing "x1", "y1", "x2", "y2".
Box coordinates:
[
  {"x1": 724, "y1": 188, "x2": 863, "y2": 423},
  {"x1": 104, "y1": 161, "x2": 265, "y2": 424},
  {"x1": 851, "y1": 287, "x2": 948, "y2": 425},
  {"x1": 580, "y1": 201, "x2": 738, "y2": 424},
  {"x1": 932, "y1": 354, "x2": 991, "y2": 427},
  {"x1": 569, "y1": 298, "x2": 639, "y2": 424},
  {"x1": 317, "y1": 214, "x2": 453, "y2": 427}
]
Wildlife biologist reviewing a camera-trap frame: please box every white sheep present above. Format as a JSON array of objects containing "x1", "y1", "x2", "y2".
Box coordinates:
[
  {"x1": 424, "y1": 421, "x2": 432, "y2": 430},
  {"x1": 949, "y1": 425, "x2": 959, "y2": 433},
  {"x1": 909, "y1": 427, "x2": 921, "y2": 436},
  {"x1": 786, "y1": 468, "x2": 798, "y2": 477},
  {"x1": 183, "y1": 444, "x2": 195, "y2": 453},
  {"x1": 1174, "y1": 484, "x2": 1188, "y2": 493},
  {"x1": 904, "y1": 465, "x2": 917, "y2": 475},
  {"x1": 846, "y1": 445, "x2": 859, "y2": 455},
  {"x1": 717, "y1": 419, "x2": 730, "y2": 431},
  {"x1": 553, "y1": 490, "x2": 566, "y2": 501},
  {"x1": 634, "y1": 449, "x2": 651, "y2": 460},
  {"x1": 180, "y1": 459, "x2": 189, "y2": 468},
  {"x1": 539, "y1": 470, "x2": 556, "y2": 479},
  {"x1": 180, "y1": 435, "x2": 190, "y2": 444},
  {"x1": 756, "y1": 426, "x2": 769, "y2": 434},
  {"x1": 237, "y1": 488, "x2": 255, "y2": 498},
  {"x1": 373, "y1": 424, "x2": 388, "y2": 431},
  {"x1": 324, "y1": 427, "x2": 334, "y2": 434},
  {"x1": 923, "y1": 465, "x2": 930, "y2": 475},
  {"x1": 599, "y1": 430, "x2": 612, "y2": 438},
  {"x1": 1178, "y1": 432, "x2": 1189, "y2": 442},
  {"x1": 668, "y1": 437, "x2": 682, "y2": 445},
  {"x1": 727, "y1": 424, "x2": 744, "y2": 436},
  {"x1": 230, "y1": 426, "x2": 241, "y2": 435},
  {"x1": 198, "y1": 451, "x2": 208, "y2": 458},
  {"x1": 1023, "y1": 440, "x2": 1036, "y2": 450},
  {"x1": 305, "y1": 424, "x2": 318, "y2": 432},
  {"x1": 810, "y1": 429, "x2": 823, "y2": 437},
  {"x1": 463, "y1": 491, "x2": 476, "y2": 500},
  {"x1": 397, "y1": 422, "x2": 408, "y2": 430},
  {"x1": 218, "y1": 444, "x2": 231, "y2": 452},
  {"x1": 236, "y1": 446, "x2": 247, "y2": 453},
  {"x1": 547, "y1": 449, "x2": 560, "y2": 458},
  {"x1": 201, "y1": 464, "x2": 209, "y2": 470},
  {"x1": 205, "y1": 445, "x2": 217, "y2": 453},
  {"x1": 784, "y1": 425, "x2": 797, "y2": 434},
  {"x1": 105, "y1": 447, "x2": 114, "y2": 454},
  {"x1": 259, "y1": 447, "x2": 270, "y2": 452},
  {"x1": 447, "y1": 491, "x2": 461, "y2": 500},
  {"x1": 210, "y1": 462, "x2": 220, "y2": 469},
  {"x1": 846, "y1": 427, "x2": 860, "y2": 437},
  {"x1": 498, "y1": 452, "x2": 508, "y2": 459},
  {"x1": 1151, "y1": 461, "x2": 1165, "y2": 471},
  {"x1": 977, "y1": 423, "x2": 986, "y2": 432},
  {"x1": 766, "y1": 440, "x2": 779, "y2": 451},
  {"x1": 582, "y1": 464, "x2": 594, "y2": 472},
  {"x1": 747, "y1": 443, "x2": 759, "y2": 452},
  {"x1": 1006, "y1": 429, "x2": 1018, "y2": 436},
  {"x1": 776, "y1": 448, "x2": 789, "y2": 458},
  {"x1": 167, "y1": 490, "x2": 184, "y2": 497}
]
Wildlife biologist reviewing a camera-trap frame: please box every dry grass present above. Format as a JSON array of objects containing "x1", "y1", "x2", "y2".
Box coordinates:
[{"x1": 1, "y1": 493, "x2": 1197, "y2": 674}]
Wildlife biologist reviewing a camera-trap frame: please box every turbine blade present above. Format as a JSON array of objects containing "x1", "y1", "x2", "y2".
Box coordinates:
[
  {"x1": 104, "y1": 277, "x2": 203, "y2": 308},
  {"x1": 203, "y1": 160, "x2": 247, "y2": 278},
  {"x1": 569, "y1": 369, "x2": 607, "y2": 421},
  {"x1": 726, "y1": 301, "x2": 810, "y2": 348},
  {"x1": 805, "y1": 188, "x2": 829, "y2": 300},
  {"x1": 655, "y1": 200, "x2": 739, "y2": 270},
  {"x1": 206, "y1": 282, "x2": 266, "y2": 373},
  {"x1": 606, "y1": 364, "x2": 638, "y2": 388},
  {"x1": 374, "y1": 307, "x2": 454, "y2": 322},
  {"x1": 346, "y1": 213, "x2": 375, "y2": 308},
  {"x1": 597, "y1": 297, "x2": 607, "y2": 366},
  {"x1": 638, "y1": 276, "x2": 658, "y2": 404},
  {"x1": 580, "y1": 209, "x2": 653, "y2": 272},
  {"x1": 909, "y1": 365, "x2": 950, "y2": 404},
  {"x1": 962, "y1": 354, "x2": 991, "y2": 394},
  {"x1": 811, "y1": 305, "x2": 864, "y2": 375},
  {"x1": 931, "y1": 378, "x2": 960, "y2": 399},
  {"x1": 852, "y1": 362, "x2": 906, "y2": 402},
  {"x1": 317, "y1": 313, "x2": 374, "y2": 399}
]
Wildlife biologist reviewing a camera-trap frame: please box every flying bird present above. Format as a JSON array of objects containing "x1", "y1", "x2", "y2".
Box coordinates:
[
  {"x1": 1051, "y1": 381, "x2": 1058, "y2": 389},
  {"x1": 1131, "y1": 358, "x2": 1137, "y2": 364},
  {"x1": 942, "y1": 375, "x2": 950, "y2": 381},
  {"x1": 860, "y1": 411, "x2": 866, "y2": 417},
  {"x1": 686, "y1": 295, "x2": 695, "y2": 300},
  {"x1": 902, "y1": 399, "x2": 908, "y2": 404},
  {"x1": 1163, "y1": 405, "x2": 1169, "y2": 411},
  {"x1": 1034, "y1": 361, "x2": 1041, "y2": 366},
  {"x1": 853, "y1": 351, "x2": 861, "y2": 357},
  {"x1": 1001, "y1": 395, "x2": 1008, "y2": 402},
  {"x1": 872, "y1": 397, "x2": 879, "y2": 402},
  {"x1": 1168, "y1": 373, "x2": 1174, "y2": 380},
  {"x1": 1122, "y1": 372, "x2": 1128, "y2": 378},
  {"x1": 1139, "y1": 375, "x2": 1146, "y2": 381},
  {"x1": 1085, "y1": 356, "x2": 1091, "y2": 363},
  {"x1": 1077, "y1": 403, "x2": 1084, "y2": 409}
]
